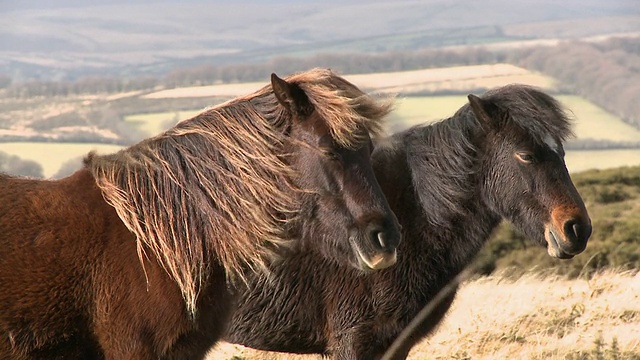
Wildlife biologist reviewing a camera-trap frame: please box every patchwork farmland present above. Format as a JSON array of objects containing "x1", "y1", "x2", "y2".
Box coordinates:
[{"x1": 3, "y1": 63, "x2": 638, "y2": 178}]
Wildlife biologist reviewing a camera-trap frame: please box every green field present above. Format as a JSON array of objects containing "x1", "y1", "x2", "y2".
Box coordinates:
[
  {"x1": 0, "y1": 142, "x2": 124, "y2": 178},
  {"x1": 4, "y1": 92, "x2": 638, "y2": 179},
  {"x1": 388, "y1": 95, "x2": 467, "y2": 130},
  {"x1": 565, "y1": 149, "x2": 640, "y2": 173},
  {"x1": 390, "y1": 94, "x2": 640, "y2": 141},
  {"x1": 24, "y1": 93, "x2": 631, "y2": 178},
  {"x1": 558, "y1": 96, "x2": 640, "y2": 142},
  {"x1": 127, "y1": 91, "x2": 634, "y2": 144},
  {"x1": 124, "y1": 110, "x2": 202, "y2": 137}
]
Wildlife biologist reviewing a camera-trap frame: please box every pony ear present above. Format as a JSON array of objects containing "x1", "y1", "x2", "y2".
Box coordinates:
[
  {"x1": 271, "y1": 73, "x2": 295, "y2": 113},
  {"x1": 271, "y1": 73, "x2": 313, "y2": 118},
  {"x1": 467, "y1": 94, "x2": 500, "y2": 131}
]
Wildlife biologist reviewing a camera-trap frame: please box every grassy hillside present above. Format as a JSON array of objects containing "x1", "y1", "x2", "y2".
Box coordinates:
[{"x1": 209, "y1": 270, "x2": 640, "y2": 359}]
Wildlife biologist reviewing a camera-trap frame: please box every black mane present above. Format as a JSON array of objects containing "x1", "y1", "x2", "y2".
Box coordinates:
[{"x1": 477, "y1": 84, "x2": 574, "y2": 143}]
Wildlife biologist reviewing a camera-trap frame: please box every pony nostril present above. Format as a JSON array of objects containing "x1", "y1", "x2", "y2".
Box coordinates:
[
  {"x1": 563, "y1": 219, "x2": 592, "y2": 243},
  {"x1": 377, "y1": 231, "x2": 386, "y2": 248},
  {"x1": 367, "y1": 225, "x2": 388, "y2": 250},
  {"x1": 575, "y1": 222, "x2": 592, "y2": 242},
  {"x1": 367, "y1": 226, "x2": 386, "y2": 249},
  {"x1": 377, "y1": 229, "x2": 401, "y2": 251},
  {"x1": 366, "y1": 222, "x2": 401, "y2": 251},
  {"x1": 563, "y1": 220, "x2": 578, "y2": 241}
]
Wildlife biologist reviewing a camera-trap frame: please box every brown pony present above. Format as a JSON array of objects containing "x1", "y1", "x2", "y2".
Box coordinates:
[
  {"x1": 225, "y1": 84, "x2": 593, "y2": 359},
  {"x1": 0, "y1": 69, "x2": 402, "y2": 359}
]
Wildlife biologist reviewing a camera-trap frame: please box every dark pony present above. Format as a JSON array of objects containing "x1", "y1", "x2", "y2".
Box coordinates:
[
  {"x1": 225, "y1": 84, "x2": 592, "y2": 359},
  {"x1": 0, "y1": 69, "x2": 401, "y2": 359}
]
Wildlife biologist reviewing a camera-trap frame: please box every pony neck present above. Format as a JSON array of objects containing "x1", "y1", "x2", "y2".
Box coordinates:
[
  {"x1": 404, "y1": 113, "x2": 487, "y2": 227},
  {"x1": 381, "y1": 114, "x2": 502, "y2": 273}
]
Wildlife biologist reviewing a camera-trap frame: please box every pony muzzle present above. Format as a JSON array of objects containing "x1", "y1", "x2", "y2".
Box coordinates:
[
  {"x1": 353, "y1": 244, "x2": 398, "y2": 270},
  {"x1": 544, "y1": 222, "x2": 589, "y2": 259},
  {"x1": 346, "y1": 219, "x2": 401, "y2": 270},
  {"x1": 349, "y1": 230, "x2": 398, "y2": 271},
  {"x1": 364, "y1": 250, "x2": 397, "y2": 270},
  {"x1": 545, "y1": 206, "x2": 592, "y2": 259},
  {"x1": 367, "y1": 222, "x2": 401, "y2": 252}
]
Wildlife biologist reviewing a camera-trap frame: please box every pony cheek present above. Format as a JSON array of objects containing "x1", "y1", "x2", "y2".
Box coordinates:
[
  {"x1": 305, "y1": 161, "x2": 342, "y2": 195},
  {"x1": 281, "y1": 182, "x2": 356, "y2": 269},
  {"x1": 504, "y1": 204, "x2": 547, "y2": 248}
]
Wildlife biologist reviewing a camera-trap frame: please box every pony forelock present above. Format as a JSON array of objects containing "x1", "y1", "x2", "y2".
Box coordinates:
[{"x1": 285, "y1": 68, "x2": 393, "y2": 147}]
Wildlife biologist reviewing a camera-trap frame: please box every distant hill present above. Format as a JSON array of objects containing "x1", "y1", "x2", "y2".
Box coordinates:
[{"x1": 1, "y1": 0, "x2": 639, "y2": 80}]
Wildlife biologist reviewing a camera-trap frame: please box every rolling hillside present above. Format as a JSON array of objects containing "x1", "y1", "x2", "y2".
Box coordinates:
[{"x1": 2, "y1": 0, "x2": 639, "y2": 81}]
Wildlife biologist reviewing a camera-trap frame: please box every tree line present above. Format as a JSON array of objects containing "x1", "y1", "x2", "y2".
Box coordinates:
[
  {"x1": 514, "y1": 37, "x2": 640, "y2": 130},
  {"x1": 0, "y1": 151, "x2": 43, "y2": 178},
  {"x1": 1, "y1": 76, "x2": 160, "y2": 98}
]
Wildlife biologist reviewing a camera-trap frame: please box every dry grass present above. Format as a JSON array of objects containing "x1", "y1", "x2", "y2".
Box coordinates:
[
  {"x1": 417, "y1": 270, "x2": 640, "y2": 359},
  {"x1": 208, "y1": 270, "x2": 640, "y2": 359}
]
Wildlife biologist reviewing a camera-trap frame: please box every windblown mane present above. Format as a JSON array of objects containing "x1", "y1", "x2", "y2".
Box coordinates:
[
  {"x1": 84, "y1": 68, "x2": 392, "y2": 314},
  {"x1": 273, "y1": 68, "x2": 390, "y2": 145},
  {"x1": 479, "y1": 84, "x2": 574, "y2": 143},
  {"x1": 405, "y1": 84, "x2": 573, "y2": 227},
  {"x1": 404, "y1": 114, "x2": 478, "y2": 227}
]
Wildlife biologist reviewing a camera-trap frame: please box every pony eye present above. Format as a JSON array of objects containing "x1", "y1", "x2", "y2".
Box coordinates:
[{"x1": 515, "y1": 152, "x2": 535, "y2": 164}]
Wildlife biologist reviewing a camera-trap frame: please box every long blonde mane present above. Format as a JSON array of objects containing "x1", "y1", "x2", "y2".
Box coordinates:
[{"x1": 85, "y1": 68, "x2": 393, "y2": 314}]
